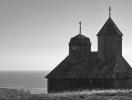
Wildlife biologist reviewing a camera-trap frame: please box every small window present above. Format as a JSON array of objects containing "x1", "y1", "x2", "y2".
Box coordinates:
[{"x1": 72, "y1": 45, "x2": 77, "y2": 51}]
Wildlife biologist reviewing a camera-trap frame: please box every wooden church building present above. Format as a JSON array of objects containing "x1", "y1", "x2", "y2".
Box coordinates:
[{"x1": 45, "y1": 7, "x2": 132, "y2": 93}]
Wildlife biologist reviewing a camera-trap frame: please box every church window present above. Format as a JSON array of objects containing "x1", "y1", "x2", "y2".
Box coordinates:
[{"x1": 72, "y1": 45, "x2": 77, "y2": 51}]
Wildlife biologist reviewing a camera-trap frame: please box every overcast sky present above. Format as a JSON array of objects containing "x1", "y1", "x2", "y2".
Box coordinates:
[{"x1": 1, "y1": 0, "x2": 132, "y2": 71}]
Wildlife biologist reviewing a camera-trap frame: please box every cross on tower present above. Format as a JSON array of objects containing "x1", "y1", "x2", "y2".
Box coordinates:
[
  {"x1": 109, "y1": 6, "x2": 112, "y2": 17},
  {"x1": 79, "y1": 21, "x2": 82, "y2": 35}
]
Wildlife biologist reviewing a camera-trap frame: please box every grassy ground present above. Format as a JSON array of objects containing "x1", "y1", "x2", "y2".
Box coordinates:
[
  {"x1": 43, "y1": 89, "x2": 132, "y2": 100},
  {"x1": 1, "y1": 88, "x2": 132, "y2": 100}
]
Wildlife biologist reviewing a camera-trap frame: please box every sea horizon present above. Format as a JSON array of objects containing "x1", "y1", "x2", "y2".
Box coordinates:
[{"x1": 0, "y1": 71, "x2": 49, "y2": 94}]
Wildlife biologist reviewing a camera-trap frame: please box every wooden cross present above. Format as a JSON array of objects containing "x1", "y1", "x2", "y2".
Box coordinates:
[
  {"x1": 109, "y1": 6, "x2": 112, "y2": 17},
  {"x1": 79, "y1": 21, "x2": 82, "y2": 35}
]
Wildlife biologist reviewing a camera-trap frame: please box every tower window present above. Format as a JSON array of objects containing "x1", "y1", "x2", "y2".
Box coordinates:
[{"x1": 72, "y1": 45, "x2": 77, "y2": 51}]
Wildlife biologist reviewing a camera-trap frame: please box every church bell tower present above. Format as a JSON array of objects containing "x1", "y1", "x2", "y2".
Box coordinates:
[{"x1": 97, "y1": 7, "x2": 123, "y2": 62}]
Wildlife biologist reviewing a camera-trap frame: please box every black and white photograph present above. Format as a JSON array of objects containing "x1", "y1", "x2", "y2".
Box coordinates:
[{"x1": 1, "y1": 0, "x2": 132, "y2": 100}]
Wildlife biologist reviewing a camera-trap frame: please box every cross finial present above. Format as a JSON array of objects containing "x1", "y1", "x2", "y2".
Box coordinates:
[
  {"x1": 79, "y1": 21, "x2": 82, "y2": 35},
  {"x1": 109, "y1": 6, "x2": 112, "y2": 17}
]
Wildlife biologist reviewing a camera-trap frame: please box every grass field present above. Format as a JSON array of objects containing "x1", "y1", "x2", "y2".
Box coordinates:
[{"x1": 1, "y1": 88, "x2": 132, "y2": 100}]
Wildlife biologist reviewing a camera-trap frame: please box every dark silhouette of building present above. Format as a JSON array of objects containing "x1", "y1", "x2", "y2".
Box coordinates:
[{"x1": 45, "y1": 7, "x2": 132, "y2": 93}]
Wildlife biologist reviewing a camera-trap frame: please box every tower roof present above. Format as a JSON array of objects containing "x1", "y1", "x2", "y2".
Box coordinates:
[
  {"x1": 71, "y1": 34, "x2": 89, "y2": 39},
  {"x1": 69, "y1": 34, "x2": 91, "y2": 46},
  {"x1": 97, "y1": 17, "x2": 123, "y2": 37},
  {"x1": 69, "y1": 21, "x2": 91, "y2": 45}
]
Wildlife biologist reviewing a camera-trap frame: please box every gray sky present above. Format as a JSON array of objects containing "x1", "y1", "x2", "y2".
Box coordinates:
[{"x1": 1, "y1": 0, "x2": 132, "y2": 71}]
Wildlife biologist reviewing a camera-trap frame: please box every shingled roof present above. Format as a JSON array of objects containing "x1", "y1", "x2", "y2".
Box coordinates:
[
  {"x1": 71, "y1": 34, "x2": 88, "y2": 39},
  {"x1": 97, "y1": 17, "x2": 123, "y2": 37},
  {"x1": 45, "y1": 54, "x2": 132, "y2": 79},
  {"x1": 69, "y1": 34, "x2": 91, "y2": 46}
]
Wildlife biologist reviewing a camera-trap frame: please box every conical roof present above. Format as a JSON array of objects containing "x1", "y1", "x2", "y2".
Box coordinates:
[{"x1": 97, "y1": 17, "x2": 123, "y2": 37}]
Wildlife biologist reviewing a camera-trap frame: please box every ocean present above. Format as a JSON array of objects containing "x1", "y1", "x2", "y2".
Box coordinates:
[{"x1": 0, "y1": 71, "x2": 48, "y2": 94}]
